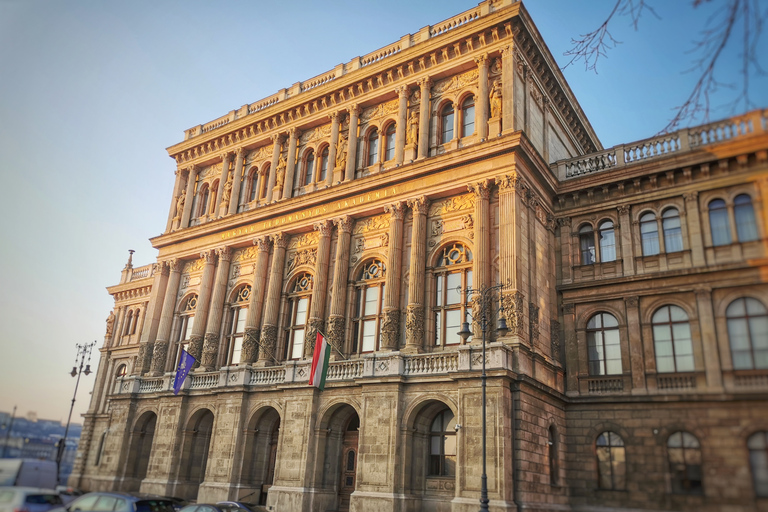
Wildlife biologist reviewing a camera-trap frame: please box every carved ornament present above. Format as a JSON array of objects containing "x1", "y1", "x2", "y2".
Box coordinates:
[
  {"x1": 288, "y1": 248, "x2": 317, "y2": 271},
  {"x1": 432, "y1": 69, "x2": 479, "y2": 95},
  {"x1": 314, "y1": 220, "x2": 333, "y2": 238},
  {"x1": 354, "y1": 214, "x2": 390, "y2": 234},
  {"x1": 360, "y1": 100, "x2": 399, "y2": 123},
  {"x1": 300, "y1": 124, "x2": 332, "y2": 144},
  {"x1": 428, "y1": 194, "x2": 473, "y2": 216},
  {"x1": 467, "y1": 180, "x2": 492, "y2": 200},
  {"x1": 271, "y1": 232, "x2": 289, "y2": 249},
  {"x1": 289, "y1": 231, "x2": 319, "y2": 249},
  {"x1": 334, "y1": 215, "x2": 354, "y2": 233}
]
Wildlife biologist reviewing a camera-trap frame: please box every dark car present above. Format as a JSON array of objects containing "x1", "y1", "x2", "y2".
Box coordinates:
[
  {"x1": 215, "y1": 503, "x2": 258, "y2": 512},
  {"x1": 53, "y1": 492, "x2": 176, "y2": 512}
]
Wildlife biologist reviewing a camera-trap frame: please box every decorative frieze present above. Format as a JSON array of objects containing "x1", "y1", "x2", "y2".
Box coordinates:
[
  {"x1": 354, "y1": 214, "x2": 390, "y2": 234},
  {"x1": 429, "y1": 194, "x2": 474, "y2": 216}
]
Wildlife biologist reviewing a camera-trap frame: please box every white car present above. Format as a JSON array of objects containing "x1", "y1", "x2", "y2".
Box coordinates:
[{"x1": 0, "y1": 487, "x2": 63, "y2": 512}]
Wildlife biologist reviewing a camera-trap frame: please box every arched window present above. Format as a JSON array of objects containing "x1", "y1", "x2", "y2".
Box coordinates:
[
  {"x1": 668, "y1": 431, "x2": 703, "y2": 494},
  {"x1": 352, "y1": 259, "x2": 386, "y2": 354},
  {"x1": 131, "y1": 309, "x2": 140, "y2": 334},
  {"x1": 367, "y1": 129, "x2": 379, "y2": 166},
  {"x1": 587, "y1": 313, "x2": 622, "y2": 375},
  {"x1": 304, "y1": 150, "x2": 315, "y2": 186},
  {"x1": 548, "y1": 425, "x2": 558, "y2": 485},
  {"x1": 598, "y1": 220, "x2": 616, "y2": 262},
  {"x1": 662, "y1": 208, "x2": 683, "y2": 253},
  {"x1": 652, "y1": 305, "x2": 694, "y2": 373},
  {"x1": 428, "y1": 409, "x2": 456, "y2": 476},
  {"x1": 433, "y1": 243, "x2": 473, "y2": 346},
  {"x1": 461, "y1": 96, "x2": 475, "y2": 137},
  {"x1": 640, "y1": 212, "x2": 660, "y2": 255},
  {"x1": 709, "y1": 199, "x2": 731, "y2": 246},
  {"x1": 248, "y1": 170, "x2": 259, "y2": 202},
  {"x1": 596, "y1": 432, "x2": 625, "y2": 490},
  {"x1": 748, "y1": 431, "x2": 768, "y2": 497},
  {"x1": 726, "y1": 297, "x2": 768, "y2": 370},
  {"x1": 227, "y1": 285, "x2": 251, "y2": 365},
  {"x1": 198, "y1": 185, "x2": 210, "y2": 218},
  {"x1": 579, "y1": 224, "x2": 595, "y2": 265},
  {"x1": 175, "y1": 294, "x2": 197, "y2": 366},
  {"x1": 209, "y1": 182, "x2": 218, "y2": 214},
  {"x1": 319, "y1": 147, "x2": 329, "y2": 182},
  {"x1": 259, "y1": 165, "x2": 270, "y2": 199},
  {"x1": 440, "y1": 103, "x2": 455, "y2": 144},
  {"x1": 384, "y1": 124, "x2": 396, "y2": 161},
  {"x1": 115, "y1": 364, "x2": 127, "y2": 378},
  {"x1": 123, "y1": 310, "x2": 134, "y2": 336},
  {"x1": 734, "y1": 194, "x2": 759, "y2": 242},
  {"x1": 287, "y1": 273, "x2": 313, "y2": 360}
]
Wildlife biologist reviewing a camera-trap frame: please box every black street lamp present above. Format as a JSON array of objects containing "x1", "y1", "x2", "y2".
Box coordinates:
[
  {"x1": 56, "y1": 341, "x2": 95, "y2": 485},
  {"x1": 457, "y1": 284, "x2": 508, "y2": 512}
]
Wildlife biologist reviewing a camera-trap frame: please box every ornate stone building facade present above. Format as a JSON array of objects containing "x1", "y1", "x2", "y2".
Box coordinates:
[{"x1": 71, "y1": 1, "x2": 768, "y2": 511}]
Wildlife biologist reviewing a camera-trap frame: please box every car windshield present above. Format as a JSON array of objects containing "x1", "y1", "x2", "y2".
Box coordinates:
[
  {"x1": 135, "y1": 500, "x2": 176, "y2": 512},
  {"x1": 25, "y1": 495, "x2": 62, "y2": 505}
]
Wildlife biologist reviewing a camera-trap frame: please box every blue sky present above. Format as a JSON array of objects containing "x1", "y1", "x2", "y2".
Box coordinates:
[{"x1": 0, "y1": 0, "x2": 766, "y2": 422}]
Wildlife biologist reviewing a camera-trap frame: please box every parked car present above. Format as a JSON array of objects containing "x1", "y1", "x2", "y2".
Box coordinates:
[
  {"x1": 54, "y1": 488, "x2": 82, "y2": 506},
  {"x1": 52, "y1": 492, "x2": 176, "y2": 512},
  {"x1": 215, "y1": 503, "x2": 257, "y2": 512},
  {"x1": 179, "y1": 504, "x2": 253, "y2": 512},
  {"x1": 0, "y1": 486, "x2": 63, "y2": 512}
]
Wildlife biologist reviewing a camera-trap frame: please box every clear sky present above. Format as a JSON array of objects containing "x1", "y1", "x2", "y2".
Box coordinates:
[{"x1": 0, "y1": 0, "x2": 766, "y2": 423}]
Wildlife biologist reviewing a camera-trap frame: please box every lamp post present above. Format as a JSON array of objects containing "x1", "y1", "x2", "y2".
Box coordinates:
[
  {"x1": 457, "y1": 284, "x2": 508, "y2": 512},
  {"x1": 56, "y1": 341, "x2": 95, "y2": 485}
]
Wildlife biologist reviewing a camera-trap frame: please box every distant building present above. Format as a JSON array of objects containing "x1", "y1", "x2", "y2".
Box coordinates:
[{"x1": 70, "y1": 1, "x2": 768, "y2": 511}]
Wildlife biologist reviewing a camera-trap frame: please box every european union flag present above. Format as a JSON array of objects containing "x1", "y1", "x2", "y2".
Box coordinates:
[{"x1": 173, "y1": 349, "x2": 196, "y2": 395}]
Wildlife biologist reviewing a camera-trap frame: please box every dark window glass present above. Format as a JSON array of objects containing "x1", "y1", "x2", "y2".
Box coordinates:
[
  {"x1": 709, "y1": 199, "x2": 731, "y2": 246},
  {"x1": 304, "y1": 151, "x2": 315, "y2": 185},
  {"x1": 587, "y1": 313, "x2": 622, "y2": 375},
  {"x1": 662, "y1": 208, "x2": 683, "y2": 252},
  {"x1": 367, "y1": 129, "x2": 379, "y2": 166},
  {"x1": 441, "y1": 104, "x2": 455, "y2": 144},
  {"x1": 734, "y1": 194, "x2": 758, "y2": 242},
  {"x1": 640, "y1": 212, "x2": 660, "y2": 255},
  {"x1": 598, "y1": 220, "x2": 616, "y2": 262},
  {"x1": 319, "y1": 147, "x2": 329, "y2": 182},
  {"x1": 727, "y1": 297, "x2": 768, "y2": 370},
  {"x1": 385, "y1": 124, "x2": 396, "y2": 161},
  {"x1": 461, "y1": 96, "x2": 475, "y2": 137},
  {"x1": 748, "y1": 431, "x2": 768, "y2": 497},
  {"x1": 652, "y1": 305, "x2": 694, "y2": 372},
  {"x1": 668, "y1": 431, "x2": 703, "y2": 494},
  {"x1": 579, "y1": 225, "x2": 595, "y2": 265},
  {"x1": 428, "y1": 409, "x2": 456, "y2": 477},
  {"x1": 596, "y1": 432, "x2": 625, "y2": 490}
]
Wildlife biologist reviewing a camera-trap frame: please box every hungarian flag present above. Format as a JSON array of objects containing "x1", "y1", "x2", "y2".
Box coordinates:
[
  {"x1": 173, "y1": 349, "x2": 196, "y2": 395},
  {"x1": 309, "y1": 332, "x2": 331, "y2": 390}
]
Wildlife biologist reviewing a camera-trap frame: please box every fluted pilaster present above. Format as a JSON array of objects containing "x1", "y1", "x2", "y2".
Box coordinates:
[
  {"x1": 228, "y1": 148, "x2": 246, "y2": 215},
  {"x1": 327, "y1": 216, "x2": 353, "y2": 357},
  {"x1": 282, "y1": 128, "x2": 299, "y2": 200},
  {"x1": 475, "y1": 53, "x2": 490, "y2": 140},
  {"x1": 257, "y1": 233, "x2": 289, "y2": 366},
  {"x1": 395, "y1": 86, "x2": 409, "y2": 165},
  {"x1": 201, "y1": 247, "x2": 232, "y2": 370},
  {"x1": 153, "y1": 259, "x2": 181, "y2": 375},
  {"x1": 417, "y1": 78, "x2": 431, "y2": 159},
  {"x1": 188, "y1": 250, "x2": 217, "y2": 366},
  {"x1": 345, "y1": 105, "x2": 360, "y2": 182},
  {"x1": 381, "y1": 202, "x2": 406, "y2": 350},
  {"x1": 404, "y1": 196, "x2": 429, "y2": 352},
  {"x1": 304, "y1": 220, "x2": 333, "y2": 358},
  {"x1": 242, "y1": 236, "x2": 272, "y2": 364}
]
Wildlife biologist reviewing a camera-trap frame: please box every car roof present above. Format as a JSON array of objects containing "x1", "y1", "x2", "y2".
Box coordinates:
[{"x1": 0, "y1": 487, "x2": 58, "y2": 493}]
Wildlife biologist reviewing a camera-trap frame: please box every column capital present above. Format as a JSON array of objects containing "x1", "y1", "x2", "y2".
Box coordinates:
[
  {"x1": 468, "y1": 179, "x2": 492, "y2": 200},
  {"x1": 348, "y1": 104, "x2": 361, "y2": 116},
  {"x1": 270, "y1": 133, "x2": 285, "y2": 144},
  {"x1": 556, "y1": 216, "x2": 572, "y2": 228},
  {"x1": 201, "y1": 249, "x2": 216, "y2": 263},
  {"x1": 407, "y1": 196, "x2": 430, "y2": 215},
  {"x1": 165, "y1": 258, "x2": 180, "y2": 272},
  {"x1": 495, "y1": 172, "x2": 523, "y2": 192},
  {"x1": 152, "y1": 262, "x2": 168, "y2": 276},
  {"x1": 330, "y1": 111, "x2": 340, "y2": 122},
  {"x1": 187, "y1": 164, "x2": 198, "y2": 175},
  {"x1": 333, "y1": 215, "x2": 354, "y2": 233},
  {"x1": 500, "y1": 44, "x2": 513, "y2": 57},
  {"x1": 417, "y1": 76, "x2": 431, "y2": 89},
  {"x1": 625, "y1": 296, "x2": 639, "y2": 308},
  {"x1": 216, "y1": 246, "x2": 232, "y2": 262},
  {"x1": 694, "y1": 286, "x2": 712, "y2": 299},
  {"x1": 253, "y1": 236, "x2": 272, "y2": 252},
  {"x1": 396, "y1": 85, "x2": 409, "y2": 97},
  {"x1": 220, "y1": 152, "x2": 231, "y2": 162},
  {"x1": 384, "y1": 201, "x2": 406, "y2": 220},
  {"x1": 271, "y1": 232, "x2": 289, "y2": 249},
  {"x1": 474, "y1": 53, "x2": 490, "y2": 67},
  {"x1": 683, "y1": 191, "x2": 699, "y2": 202},
  {"x1": 288, "y1": 127, "x2": 299, "y2": 138},
  {"x1": 314, "y1": 220, "x2": 333, "y2": 237},
  {"x1": 617, "y1": 205, "x2": 630, "y2": 215},
  {"x1": 236, "y1": 147, "x2": 245, "y2": 157}
]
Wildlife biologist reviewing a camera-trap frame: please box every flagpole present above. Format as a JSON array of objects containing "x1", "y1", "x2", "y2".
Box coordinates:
[{"x1": 317, "y1": 330, "x2": 346, "y2": 360}]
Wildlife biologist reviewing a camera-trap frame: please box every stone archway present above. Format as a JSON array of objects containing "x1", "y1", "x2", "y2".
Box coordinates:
[
  {"x1": 122, "y1": 411, "x2": 157, "y2": 492},
  {"x1": 178, "y1": 409, "x2": 214, "y2": 500},
  {"x1": 317, "y1": 404, "x2": 360, "y2": 512},
  {"x1": 241, "y1": 407, "x2": 281, "y2": 506}
]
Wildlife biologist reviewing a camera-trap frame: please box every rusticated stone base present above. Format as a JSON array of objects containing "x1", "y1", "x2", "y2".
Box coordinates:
[
  {"x1": 201, "y1": 332, "x2": 219, "y2": 370},
  {"x1": 150, "y1": 340, "x2": 168, "y2": 376},
  {"x1": 188, "y1": 334, "x2": 204, "y2": 368},
  {"x1": 257, "y1": 324, "x2": 277, "y2": 365},
  {"x1": 380, "y1": 309, "x2": 400, "y2": 350},
  {"x1": 242, "y1": 327, "x2": 260, "y2": 364},
  {"x1": 327, "y1": 316, "x2": 345, "y2": 358},
  {"x1": 404, "y1": 304, "x2": 424, "y2": 351}
]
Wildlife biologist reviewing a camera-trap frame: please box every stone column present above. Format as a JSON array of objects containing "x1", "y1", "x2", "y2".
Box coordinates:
[
  {"x1": 695, "y1": 287, "x2": 723, "y2": 390},
  {"x1": 617, "y1": 205, "x2": 635, "y2": 276},
  {"x1": 404, "y1": 196, "x2": 429, "y2": 353},
  {"x1": 282, "y1": 128, "x2": 299, "y2": 199},
  {"x1": 201, "y1": 247, "x2": 232, "y2": 370},
  {"x1": 327, "y1": 112, "x2": 340, "y2": 186},
  {"x1": 136, "y1": 262, "x2": 169, "y2": 375},
  {"x1": 228, "y1": 148, "x2": 246, "y2": 215},
  {"x1": 152, "y1": 259, "x2": 182, "y2": 376},
  {"x1": 625, "y1": 296, "x2": 646, "y2": 392},
  {"x1": 112, "y1": 306, "x2": 126, "y2": 347},
  {"x1": 500, "y1": 44, "x2": 517, "y2": 133},
  {"x1": 266, "y1": 134, "x2": 283, "y2": 203},
  {"x1": 475, "y1": 53, "x2": 490, "y2": 140},
  {"x1": 215, "y1": 152, "x2": 231, "y2": 215},
  {"x1": 381, "y1": 202, "x2": 406, "y2": 350},
  {"x1": 683, "y1": 192, "x2": 706, "y2": 267},
  {"x1": 324, "y1": 218, "x2": 351, "y2": 360},
  {"x1": 166, "y1": 170, "x2": 184, "y2": 232},
  {"x1": 557, "y1": 217, "x2": 573, "y2": 284},
  {"x1": 242, "y1": 236, "x2": 271, "y2": 364},
  {"x1": 496, "y1": 172, "x2": 526, "y2": 340},
  {"x1": 417, "y1": 78, "x2": 431, "y2": 159},
  {"x1": 562, "y1": 303, "x2": 578, "y2": 394},
  {"x1": 180, "y1": 166, "x2": 198, "y2": 229},
  {"x1": 468, "y1": 179, "x2": 492, "y2": 338},
  {"x1": 257, "y1": 233, "x2": 289, "y2": 366},
  {"x1": 304, "y1": 221, "x2": 333, "y2": 358},
  {"x1": 188, "y1": 250, "x2": 217, "y2": 367},
  {"x1": 345, "y1": 105, "x2": 360, "y2": 182},
  {"x1": 395, "y1": 86, "x2": 409, "y2": 166}
]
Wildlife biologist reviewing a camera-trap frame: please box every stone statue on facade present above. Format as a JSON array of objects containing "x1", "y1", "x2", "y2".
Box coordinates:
[
  {"x1": 175, "y1": 189, "x2": 186, "y2": 218},
  {"x1": 105, "y1": 311, "x2": 115, "y2": 338},
  {"x1": 221, "y1": 175, "x2": 233, "y2": 209},
  {"x1": 335, "y1": 132, "x2": 347, "y2": 170},
  {"x1": 275, "y1": 154, "x2": 287, "y2": 189},
  {"x1": 490, "y1": 80, "x2": 502, "y2": 118},
  {"x1": 406, "y1": 111, "x2": 419, "y2": 146}
]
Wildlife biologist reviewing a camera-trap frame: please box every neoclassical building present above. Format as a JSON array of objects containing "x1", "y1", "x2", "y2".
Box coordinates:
[{"x1": 71, "y1": 1, "x2": 768, "y2": 511}]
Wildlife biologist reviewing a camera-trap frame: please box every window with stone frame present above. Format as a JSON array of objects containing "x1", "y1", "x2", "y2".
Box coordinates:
[
  {"x1": 579, "y1": 220, "x2": 616, "y2": 265},
  {"x1": 440, "y1": 103, "x2": 455, "y2": 145},
  {"x1": 259, "y1": 164, "x2": 270, "y2": 200},
  {"x1": 726, "y1": 297, "x2": 768, "y2": 370},
  {"x1": 318, "y1": 146, "x2": 329, "y2": 182},
  {"x1": 303, "y1": 149, "x2": 315, "y2": 186},
  {"x1": 586, "y1": 312, "x2": 622, "y2": 375},
  {"x1": 384, "y1": 123, "x2": 396, "y2": 161},
  {"x1": 248, "y1": 169, "x2": 259, "y2": 202},
  {"x1": 460, "y1": 95, "x2": 475, "y2": 137},
  {"x1": 652, "y1": 305, "x2": 694, "y2": 373},
  {"x1": 598, "y1": 220, "x2": 616, "y2": 262},
  {"x1": 196, "y1": 184, "x2": 210, "y2": 219},
  {"x1": 226, "y1": 285, "x2": 251, "y2": 365},
  {"x1": 734, "y1": 194, "x2": 759, "y2": 242},
  {"x1": 115, "y1": 364, "x2": 127, "y2": 378},
  {"x1": 662, "y1": 208, "x2": 684, "y2": 253},
  {"x1": 174, "y1": 294, "x2": 197, "y2": 367},
  {"x1": 640, "y1": 212, "x2": 660, "y2": 255},
  {"x1": 123, "y1": 310, "x2": 134, "y2": 336},
  {"x1": 428, "y1": 408, "x2": 456, "y2": 477},
  {"x1": 433, "y1": 242, "x2": 473, "y2": 346},
  {"x1": 708, "y1": 198, "x2": 731, "y2": 246},
  {"x1": 596, "y1": 431, "x2": 625, "y2": 490},
  {"x1": 748, "y1": 431, "x2": 768, "y2": 497},
  {"x1": 579, "y1": 224, "x2": 596, "y2": 265},
  {"x1": 351, "y1": 259, "x2": 386, "y2": 354},
  {"x1": 667, "y1": 431, "x2": 703, "y2": 495},
  {"x1": 367, "y1": 128, "x2": 379, "y2": 166},
  {"x1": 548, "y1": 425, "x2": 559, "y2": 485},
  {"x1": 286, "y1": 272, "x2": 313, "y2": 360}
]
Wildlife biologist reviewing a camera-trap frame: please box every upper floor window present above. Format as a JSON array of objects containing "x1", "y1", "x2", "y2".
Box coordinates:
[
  {"x1": 429, "y1": 409, "x2": 456, "y2": 477},
  {"x1": 319, "y1": 147, "x2": 329, "y2": 182},
  {"x1": 596, "y1": 431, "x2": 625, "y2": 490},
  {"x1": 662, "y1": 208, "x2": 683, "y2": 253},
  {"x1": 175, "y1": 294, "x2": 197, "y2": 366},
  {"x1": 196, "y1": 185, "x2": 210, "y2": 218},
  {"x1": 548, "y1": 425, "x2": 558, "y2": 485},
  {"x1": 598, "y1": 221, "x2": 616, "y2": 262},
  {"x1": 734, "y1": 194, "x2": 759, "y2": 242},
  {"x1": 640, "y1": 212, "x2": 660, "y2": 255},
  {"x1": 440, "y1": 103, "x2": 455, "y2": 144},
  {"x1": 227, "y1": 285, "x2": 251, "y2": 365},
  {"x1": 123, "y1": 310, "x2": 134, "y2": 336},
  {"x1": 434, "y1": 243, "x2": 473, "y2": 346},
  {"x1": 384, "y1": 124, "x2": 396, "y2": 161},
  {"x1": 748, "y1": 431, "x2": 768, "y2": 497},
  {"x1": 726, "y1": 297, "x2": 768, "y2": 370},
  {"x1": 115, "y1": 364, "x2": 127, "y2": 378},
  {"x1": 304, "y1": 150, "x2": 315, "y2": 186},
  {"x1": 367, "y1": 128, "x2": 379, "y2": 166},
  {"x1": 709, "y1": 199, "x2": 731, "y2": 246},
  {"x1": 259, "y1": 165, "x2": 270, "y2": 200},
  {"x1": 352, "y1": 259, "x2": 386, "y2": 354},
  {"x1": 587, "y1": 312, "x2": 621, "y2": 375},
  {"x1": 652, "y1": 305, "x2": 694, "y2": 373},
  {"x1": 287, "y1": 273, "x2": 313, "y2": 360},
  {"x1": 579, "y1": 225, "x2": 595, "y2": 265},
  {"x1": 668, "y1": 431, "x2": 703, "y2": 494},
  {"x1": 461, "y1": 96, "x2": 475, "y2": 137},
  {"x1": 248, "y1": 170, "x2": 259, "y2": 202}
]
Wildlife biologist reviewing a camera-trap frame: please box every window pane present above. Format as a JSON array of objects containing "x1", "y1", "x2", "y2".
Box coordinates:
[
  {"x1": 709, "y1": 203, "x2": 731, "y2": 246},
  {"x1": 385, "y1": 126, "x2": 396, "y2": 161},
  {"x1": 291, "y1": 329, "x2": 305, "y2": 359},
  {"x1": 442, "y1": 105, "x2": 454, "y2": 144},
  {"x1": 446, "y1": 273, "x2": 461, "y2": 304},
  {"x1": 295, "y1": 298, "x2": 308, "y2": 325},
  {"x1": 462, "y1": 102, "x2": 475, "y2": 137},
  {"x1": 735, "y1": 196, "x2": 758, "y2": 242},
  {"x1": 361, "y1": 320, "x2": 376, "y2": 352},
  {"x1": 184, "y1": 316, "x2": 195, "y2": 340},
  {"x1": 445, "y1": 309, "x2": 461, "y2": 345},
  {"x1": 603, "y1": 314, "x2": 619, "y2": 328},
  {"x1": 235, "y1": 309, "x2": 247, "y2": 334},
  {"x1": 304, "y1": 154, "x2": 314, "y2": 185},
  {"x1": 444, "y1": 434, "x2": 456, "y2": 456},
  {"x1": 580, "y1": 233, "x2": 596, "y2": 265},
  {"x1": 231, "y1": 336, "x2": 243, "y2": 365},
  {"x1": 436, "y1": 275, "x2": 443, "y2": 307},
  {"x1": 364, "y1": 287, "x2": 379, "y2": 316},
  {"x1": 599, "y1": 226, "x2": 616, "y2": 262},
  {"x1": 641, "y1": 218, "x2": 660, "y2": 256},
  {"x1": 368, "y1": 131, "x2": 379, "y2": 166}
]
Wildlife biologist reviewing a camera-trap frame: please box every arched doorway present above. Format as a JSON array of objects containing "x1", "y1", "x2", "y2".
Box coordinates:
[
  {"x1": 338, "y1": 414, "x2": 359, "y2": 511},
  {"x1": 318, "y1": 405, "x2": 360, "y2": 512},
  {"x1": 123, "y1": 411, "x2": 157, "y2": 492},
  {"x1": 405, "y1": 400, "x2": 457, "y2": 503},
  {"x1": 178, "y1": 409, "x2": 214, "y2": 500},
  {"x1": 242, "y1": 407, "x2": 281, "y2": 506}
]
